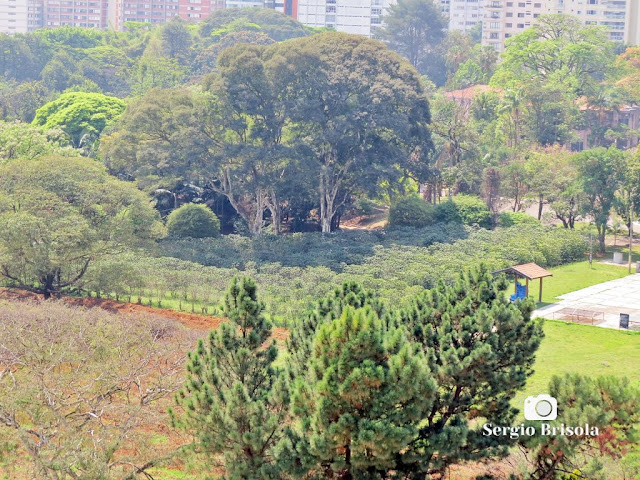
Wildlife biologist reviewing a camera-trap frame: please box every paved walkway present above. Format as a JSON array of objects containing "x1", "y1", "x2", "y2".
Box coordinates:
[{"x1": 533, "y1": 274, "x2": 640, "y2": 329}]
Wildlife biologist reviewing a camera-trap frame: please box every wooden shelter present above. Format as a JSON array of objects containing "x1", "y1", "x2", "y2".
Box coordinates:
[{"x1": 495, "y1": 262, "x2": 553, "y2": 302}]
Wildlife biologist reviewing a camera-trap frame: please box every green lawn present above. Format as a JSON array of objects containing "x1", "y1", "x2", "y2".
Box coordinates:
[
  {"x1": 511, "y1": 260, "x2": 632, "y2": 305},
  {"x1": 514, "y1": 320, "x2": 640, "y2": 411}
]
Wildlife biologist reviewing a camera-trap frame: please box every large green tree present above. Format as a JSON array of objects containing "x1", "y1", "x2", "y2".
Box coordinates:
[
  {"x1": 0, "y1": 156, "x2": 161, "y2": 298},
  {"x1": 173, "y1": 278, "x2": 289, "y2": 479},
  {"x1": 490, "y1": 14, "x2": 616, "y2": 148},
  {"x1": 205, "y1": 43, "x2": 293, "y2": 235},
  {"x1": 289, "y1": 305, "x2": 436, "y2": 479},
  {"x1": 273, "y1": 33, "x2": 434, "y2": 232},
  {"x1": 32, "y1": 91, "x2": 126, "y2": 150},
  {"x1": 491, "y1": 14, "x2": 615, "y2": 97},
  {"x1": 375, "y1": 0, "x2": 447, "y2": 79},
  {"x1": 575, "y1": 147, "x2": 626, "y2": 253}
]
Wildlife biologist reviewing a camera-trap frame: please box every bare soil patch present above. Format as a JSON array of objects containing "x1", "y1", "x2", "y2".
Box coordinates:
[{"x1": 0, "y1": 288, "x2": 290, "y2": 341}]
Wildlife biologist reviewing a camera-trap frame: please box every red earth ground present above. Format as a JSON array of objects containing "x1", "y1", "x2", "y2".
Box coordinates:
[{"x1": 0, "y1": 288, "x2": 290, "y2": 342}]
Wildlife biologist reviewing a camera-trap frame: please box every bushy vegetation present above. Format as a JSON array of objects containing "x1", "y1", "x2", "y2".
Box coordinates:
[
  {"x1": 388, "y1": 195, "x2": 435, "y2": 227},
  {"x1": 499, "y1": 211, "x2": 540, "y2": 227},
  {"x1": 166, "y1": 203, "x2": 220, "y2": 238},
  {"x1": 450, "y1": 194, "x2": 492, "y2": 228},
  {"x1": 156, "y1": 223, "x2": 469, "y2": 270}
]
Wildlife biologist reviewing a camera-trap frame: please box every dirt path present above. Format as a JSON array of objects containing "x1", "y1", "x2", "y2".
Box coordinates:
[
  {"x1": 0, "y1": 288, "x2": 290, "y2": 341},
  {"x1": 340, "y1": 206, "x2": 388, "y2": 230}
]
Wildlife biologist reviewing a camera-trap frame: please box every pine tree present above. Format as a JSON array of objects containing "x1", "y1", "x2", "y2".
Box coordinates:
[
  {"x1": 395, "y1": 264, "x2": 543, "y2": 476},
  {"x1": 283, "y1": 265, "x2": 544, "y2": 479},
  {"x1": 172, "y1": 278, "x2": 289, "y2": 479},
  {"x1": 289, "y1": 305, "x2": 436, "y2": 479},
  {"x1": 524, "y1": 374, "x2": 640, "y2": 480},
  {"x1": 285, "y1": 281, "x2": 389, "y2": 380}
]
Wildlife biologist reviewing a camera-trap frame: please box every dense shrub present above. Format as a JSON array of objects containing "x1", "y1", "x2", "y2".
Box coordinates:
[
  {"x1": 166, "y1": 203, "x2": 220, "y2": 238},
  {"x1": 434, "y1": 200, "x2": 461, "y2": 224},
  {"x1": 499, "y1": 211, "x2": 539, "y2": 227},
  {"x1": 451, "y1": 195, "x2": 492, "y2": 228},
  {"x1": 388, "y1": 196, "x2": 435, "y2": 227},
  {"x1": 156, "y1": 224, "x2": 469, "y2": 271}
]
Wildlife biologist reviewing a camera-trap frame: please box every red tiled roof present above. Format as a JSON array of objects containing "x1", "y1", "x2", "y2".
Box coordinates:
[{"x1": 506, "y1": 263, "x2": 553, "y2": 280}]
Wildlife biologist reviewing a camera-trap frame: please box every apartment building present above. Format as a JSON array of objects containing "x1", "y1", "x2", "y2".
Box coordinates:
[
  {"x1": 448, "y1": 0, "x2": 483, "y2": 31},
  {"x1": 295, "y1": 0, "x2": 449, "y2": 38},
  {"x1": 110, "y1": 0, "x2": 223, "y2": 30},
  {"x1": 0, "y1": 0, "x2": 43, "y2": 33},
  {"x1": 295, "y1": 0, "x2": 387, "y2": 36},
  {"x1": 482, "y1": 0, "x2": 640, "y2": 52},
  {"x1": 482, "y1": 0, "x2": 545, "y2": 51},
  {"x1": 43, "y1": 0, "x2": 109, "y2": 28}
]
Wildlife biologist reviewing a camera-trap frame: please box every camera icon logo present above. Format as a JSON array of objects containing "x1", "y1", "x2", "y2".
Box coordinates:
[{"x1": 524, "y1": 394, "x2": 558, "y2": 421}]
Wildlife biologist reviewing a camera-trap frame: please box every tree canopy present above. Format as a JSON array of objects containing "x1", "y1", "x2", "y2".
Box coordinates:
[
  {"x1": 0, "y1": 156, "x2": 162, "y2": 298},
  {"x1": 104, "y1": 33, "x2": 434, "y2": 234},
  {"x1": 32, "y1": 91, "x2": 126, "y2": 149}
]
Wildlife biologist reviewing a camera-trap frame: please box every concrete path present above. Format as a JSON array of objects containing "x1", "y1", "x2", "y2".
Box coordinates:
[{"x1": 532, "y1": 274, "x2": 640, "y2": 329}]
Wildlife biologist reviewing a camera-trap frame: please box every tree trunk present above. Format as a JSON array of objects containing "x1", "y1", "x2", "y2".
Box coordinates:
[
  {"x1": 267, "y1": 189, "x2": 281, "y2": 235},
  {"x1": 40, "y1": 274, "x2": 55, "y2": 300},
  {"x1": 213, "y1": 170, "x2": 266, "y2": 236},
  {"x1": 597, "y1": 223, "x2": 606, "y2": 253},
  {"x1": 319, "y1": 168, "x2": 336, "y2": 234},
  {"x1": 538, "y1": 194, "x2": 544, "y2": 220},
  {"x1": 331, "y1": 211, "x2": 341, "y2": 231}
]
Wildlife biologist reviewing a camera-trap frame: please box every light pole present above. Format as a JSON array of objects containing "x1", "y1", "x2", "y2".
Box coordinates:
[{"x1": 629, "y1": 203, "x2": 634, "y2": 274}]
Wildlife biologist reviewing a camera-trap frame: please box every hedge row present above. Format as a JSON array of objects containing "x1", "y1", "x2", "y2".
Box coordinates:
[{"x1": 78, "y1": 224, "x2": 585, "y2": 325}]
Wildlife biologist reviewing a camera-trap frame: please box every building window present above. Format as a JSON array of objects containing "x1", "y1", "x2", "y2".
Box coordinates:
[
  {"x1": 517, "y1": 12, "x2": 524, "y2": 17},
  {"x1": 490, "y1": 32, "x2": 499, "y2": 39},
  {"x1": 490, "y1": 22, "x2": 500, "y2": 28},
  {"x1": 326, "y1": 5, "x2": 335, "y2": 12},
  {"x1": 506, "y1": 22, "x2": 512, "y2": 27},
  {"x1": 517, "y1": 23, "x2": 524, "y2": 27},
  {"x1": 506, "y1": 12, "x2": 512, "y2": 16}
]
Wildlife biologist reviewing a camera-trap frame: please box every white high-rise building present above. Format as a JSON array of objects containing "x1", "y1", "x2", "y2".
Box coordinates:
[
  {"x1": 482, "y1": 0, "x2": 640, "y2": 52},
  {"x1": 448, "y1": 0, "x2": 483, "y2": 31},
  {"x1": 0, "y1": 0, "x2": 43, "y2": 34},
  {"x1": 295, "y1": 0, "x2": 392, "y2": 36},
  {"x1": 295, "y1": 0, "x2": 448, "y2": 38}
]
